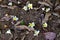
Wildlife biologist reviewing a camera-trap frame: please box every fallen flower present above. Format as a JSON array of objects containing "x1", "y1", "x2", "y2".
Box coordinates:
[
  {"x1": 28, "y1": 22, "x2": 35, "y2": 28},
  {"x1": 23, "y1": 6, "x2": 28, "y2": 11},
  {"x1": 46, "y1": 8, "x2": 50, "y2": 12},
  {"x1": 6, "y1": 29, "x2": 11, "y2": 34},
  {"x1": 13, "y1": 16, "x2": 18, "y2": 21},
  {"x1": 42, "y1": 22, "x2": 48, "y2": 27},
  {"x1": 8, "y1": 2, "x2": 12, "y2": 6},
  {"x1": 28, "y1": 3, "x2": 33, "y2": 9},
  {"x1": 42, "y1": 7, "x2": 45, "y2": 11},
  {"x1": 34, "y1": 30, "x2": 40, "y2": 36}
]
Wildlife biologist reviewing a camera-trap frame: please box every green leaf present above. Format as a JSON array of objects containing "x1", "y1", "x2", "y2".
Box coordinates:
[{"x1": 20, "y1": 20, "x2": 25, "y2": 25}]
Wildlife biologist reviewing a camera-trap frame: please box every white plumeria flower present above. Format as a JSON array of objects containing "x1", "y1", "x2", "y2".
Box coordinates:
[
  {"x1": 34, "y1": 30, "x2": 40, "y2": 36},
  {"x1": 23, "y1": 6, "x2": 28, "y2": 11},
  {"x1": 8, "y1": 2, "x2": 12, "y2": 6},
  {"x1": 13, "y1": 16, "x2": 19, "y2": 21},
  {"x1": 6, "y1": 29, "x2": 11, "y2": 34},
  {"x1": 18, "y1": 1, "x2": 21, "y2": 4},
  {"x1": 27, "y1": 3, "x2": 33, "y2": 9},
  {"x1": 46, "y1": 8, "x2": 50, "y2": 12},
  {"x1": 42, "y1": 7, "x2": 45, "y2": 11}
]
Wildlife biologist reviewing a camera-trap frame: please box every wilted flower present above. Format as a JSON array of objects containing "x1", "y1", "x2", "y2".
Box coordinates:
[
  {"x1": 44, "y1": 32, "x2": 56, "y2": 40},
  {"x1": 13, "y1": 16, "x2": 18, "y2": 21},
  {"x1": 43, "y1": 22, "x2": 48, "y2": 27},
  {"x1": 34, "y1": 30, "x2": 40, "y2": 36},
  {"x1": 28, "y1": 22, "x2": 35, "y2": 28}
]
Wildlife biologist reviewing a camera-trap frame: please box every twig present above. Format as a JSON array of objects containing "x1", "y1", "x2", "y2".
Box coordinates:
[{"x1": 0, "y1": 5, "x2": 17, "y2": 9}]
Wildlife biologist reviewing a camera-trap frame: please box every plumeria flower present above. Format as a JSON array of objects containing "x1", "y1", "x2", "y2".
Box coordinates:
[
  {"x1": 8, "y1": 2, "x2": 12, "y2": 6},
  {"x1": 34, "y1": 30, "x2": 40, "y2": 36},
  {"x1": 43, "y1": 22, "x2": 48, "y2": 27},
  {"x1": 6, "y1": 29, "x2": 11, "y2": 34},
  {"x1": 28, "y1": 22, "x2": 35, "y2": 28},
  {"x1": 23, "y1": 6, "x2": 28, "y2": 11},
  {"x1": 27, "y1": 3, "x2": 33, "y2": 9},
  {"x1": 46, "y1": 8, "x2": 50, "y2": 12},
  {"x1": 13, "y1": 16, "x2": 18, "y2": 21}
]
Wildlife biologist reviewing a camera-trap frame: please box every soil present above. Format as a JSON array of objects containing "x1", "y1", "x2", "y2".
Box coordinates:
[{"x1": 0, "y1": 0, "x2": 60, "y2": 40}]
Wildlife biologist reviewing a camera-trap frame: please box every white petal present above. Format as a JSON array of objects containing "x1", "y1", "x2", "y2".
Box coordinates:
[
  {"x1": 23, "y1": 6, "x2": 28, "y2": 11},
  {"x1": 8, "y1": 2, "x2": 12, "y2": 6},
  {"x1": 42, "y1": 8, "x2": 45, "y2": 11},
  {"x1": 34, "y1": 30, "x2": 40, "y2": 36},
  {"x1": 18, "y1": 1, "x2": 21, "y2": 4},
  {"x1": 6, "y1": 29, "x2": 11, "y2": 34},
  {"x1": 46, "y1": 8, "x2": 50, "y2": 12},
  {"x1": 16, "y1": 18, "x2": 18, "y2": 20},
  {"x1": 32, "y1": 22, "x2": 35, "y2": 26}
]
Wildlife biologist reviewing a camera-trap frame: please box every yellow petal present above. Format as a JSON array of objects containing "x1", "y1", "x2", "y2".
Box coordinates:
[
  {"x1": 13, "y1": 16, "x2": 18, "y2": 21},
  {"x1": 28, "y1": 22, "x2": 35, "y2": 28},
  {"x1": 43, "y1": 22, "x2": 47, "y2": 27},
  {"x1": 13, "y1": 17, "x2": 16, "y2": 20},
  {"x1": 28, "y1": 3, "x2": 33, "y2": 9}
]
